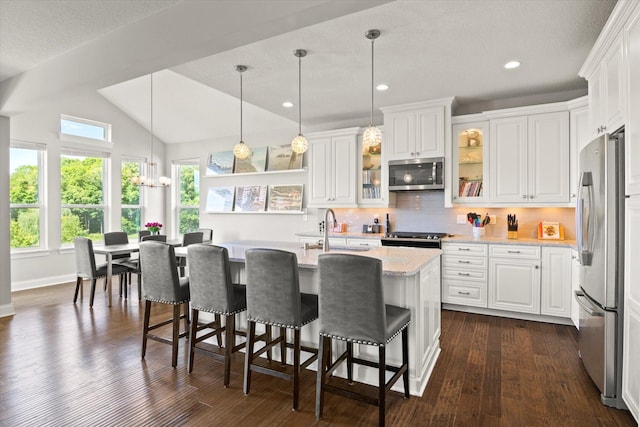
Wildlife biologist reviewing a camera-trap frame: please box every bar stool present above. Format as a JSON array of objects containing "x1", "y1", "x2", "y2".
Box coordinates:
[
  {"x1": 139, "y1": 241, "x2": 190, "y2": 368},
  {"x1": 187, "y1": 244, "x2": 247, "y2": 387},
  {"x1": 178, "y1": 231, "x2": 203, "y2": 277},
  {"x1": 315, "y1": 253, "x2": 410, "y2": 427},
  {"x1": 243, "y1": 248, "x2": 319, "y2": 411}
]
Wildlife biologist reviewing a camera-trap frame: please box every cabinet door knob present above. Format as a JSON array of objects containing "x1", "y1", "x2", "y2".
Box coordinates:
[
  {"x1": 416, "y1": 152, "x2": 420, "y2": 156},
  {"x1": 522, "y1": 195, "x2": 527, "y2": 199},
  {"x1": 529, "y1": 195, "x2": 534, "y2": 198},
  {"x1": 410, "y1": 152, "x2": 415, "y2": 156},
  {"x1": 535, "y1": 265, "x2": 539, "y2": 269}
]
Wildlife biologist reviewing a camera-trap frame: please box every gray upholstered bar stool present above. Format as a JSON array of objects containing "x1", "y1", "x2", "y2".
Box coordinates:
[
  {"x1": 139, "y1": 241, "x2": 190, "y2": 368},
  {"x1": 243, "y1": 248, "x2": 319, "y2": 411},
  {"x1": 178, "y1": 231, "x2": 203, "y2": 277},
  {"x1": 315, "y1": 253, "x2": 410, "y2": 427},
  {"x1": 73, "y1": 237, "x2": 129, "y2": 307},
  {"x1": 187, "y1": 244, "x2": 247, "y2": 387}
]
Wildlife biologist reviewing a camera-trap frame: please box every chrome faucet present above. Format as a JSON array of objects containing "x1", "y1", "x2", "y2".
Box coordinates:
[{"x1": 323, "y1": 208, "x2": 337, "y2": 252}]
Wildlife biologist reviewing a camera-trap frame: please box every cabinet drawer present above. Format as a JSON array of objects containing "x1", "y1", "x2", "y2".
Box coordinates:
[
  {"x1": 442, "y1": 255, "x2": 488, "y2": 269},
  {"x1": 442, "y1": 280, "x2": 487, "y2": 307},
  {"x1": 443, "y1": 267, "x2": 487, "y2": 282},
  {"x1": 442, "y1": 243, "x2": 488, "y2": 256},
  {"x1": 489, "y1": 244, "x2": 540, "y2": 259},
  {"x1": 347, "y1": 238, "x2": 381, "y2": 247}
]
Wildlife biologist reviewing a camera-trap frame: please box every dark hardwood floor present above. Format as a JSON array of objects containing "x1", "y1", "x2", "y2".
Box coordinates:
[{"x1": 0, "y1": 281, "x2": 635, "y2": 426}]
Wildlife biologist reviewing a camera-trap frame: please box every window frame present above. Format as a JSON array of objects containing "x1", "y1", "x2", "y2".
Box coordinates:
[
  {"x1": 173, "y1": 159, "x2": 200, "y2": 236},
  {"x1": 59, "y1": 149, "x2": 110, "y2": 246},
  {"x1": 9, "y1": 141, "x2": 46, "y2": 252},
  {"x1": 60, "y1": 114, "x2": 112, "y2": 143},
  {"x1": 121, "y1": 156, "x2": 145, "y2": 238}
]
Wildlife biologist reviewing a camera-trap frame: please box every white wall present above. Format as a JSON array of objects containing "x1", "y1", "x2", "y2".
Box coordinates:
[
  {"x1": 1, "y1": 116, "x2": 14, "y2": 316},
  {"x1": 9, "y1": 91, "x2": 167, "y2": 290}
]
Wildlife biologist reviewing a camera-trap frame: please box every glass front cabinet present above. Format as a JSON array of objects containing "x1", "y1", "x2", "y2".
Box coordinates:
[
  {"x1": 358, "y1": 130, "x2": 395, "y2": 207},
  {"x1": 452, "y1": 121, "x2": 489, "y2": 204}
]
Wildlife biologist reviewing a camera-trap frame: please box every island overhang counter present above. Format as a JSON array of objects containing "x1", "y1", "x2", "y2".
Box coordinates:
[{"x1": 199, "y1": 240, "x2": 442, "y2": 397}]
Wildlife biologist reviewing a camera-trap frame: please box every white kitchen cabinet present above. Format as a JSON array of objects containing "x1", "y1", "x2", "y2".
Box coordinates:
[
  {"x1": 307, "y1": 128, "x2": 358, "y2": 208},
  {"x1": 623, "y1": 196, "x2": 640, "y2": 421},
  {"x1": 540, "y1": 246, "x2": 572, "y2": 318},
  {"x1": 488, "y1": 245, "x2": 541, "y2": 314},
  {"x1": 441, "y1": 242, "x2": 488, "y2": 308},
  {"x1": 586, "y1": 35, "x2": 625, "y2": 139},
  {"x1": 451, "y1": 120, "x2": 490, "y2": 204},
  {"x1": 571, "y1": 248, "x2": 580, "y2": 328},
  {"x1": 568, "y1": 97, "x2": 590, "y2": 204},
  {"x1": 489, "y1": 111, "x2": 569, "y2": 204},
  {"x1": 381, "y1": 98, "x2": 453, "y2": 161},
  {"x1": 627, "y1": 6, "x2": 640, "y2": 197}
]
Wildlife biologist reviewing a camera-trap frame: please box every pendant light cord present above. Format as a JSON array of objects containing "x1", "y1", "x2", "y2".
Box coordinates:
[
  {"x1": 240, "y1": 70, "x2": 243, "y2": 142},
  {"x1": 150, "y1": 73, "x2": 154, "y2": 166},
  {"x1": 370, "y1": 37, "x2": 374, "y2": 127},
  {"x1": 298, "y1": 53, "x2": 302, "y2": 135}
]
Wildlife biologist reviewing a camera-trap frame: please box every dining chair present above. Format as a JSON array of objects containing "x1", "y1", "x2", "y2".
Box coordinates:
[
  {"x1": 103, "y1": 231, "x2": 138, "y2": 298},
  {"x1": 138, "y1": 230, "x2": 151, "y2": 241},
  {"x1": 243, "y1": 248, "x2": 318, "y2": 411},
  {"x1": 315, "y1": 253, "x2": 411, "y2": 427},
  {"x1": 141, "y1": 234, "x2": 167, "y2": 242},
  {"x1": 187, "y1": 244, "x2": 247, "y2": 386},
  {"x1": 73, "y1": 237, "x2": 129, "y2": 307},
  {"x1": 177, "y1": 232, "x2": 203, "y2": 277},
  {"x1": 196, "y1": 228, "x2": 213, "y2": 242},
  {"x1": 139, "y1": 241, "x2": 190, "y2": 368}
]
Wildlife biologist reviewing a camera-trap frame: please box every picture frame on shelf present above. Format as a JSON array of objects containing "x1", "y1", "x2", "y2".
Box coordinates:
[
  {"x1": 233, "y1": 146, "x2": 267, "y2": 173},
  {"x1": 206, "y1": 150, "x2": 235, "y2": 175},
  {"x1": 267, "y1": 184, "x2": 303, "y2": 212},
  {"x1": 205, "y1": 186, "x2": 235, "y2": 212},
  {"x1": 266, "y1": 144, "x2": 303, "y2": 171},
  {"x1": 234, "y1": 185, "x2": 267, "y2": 212}
]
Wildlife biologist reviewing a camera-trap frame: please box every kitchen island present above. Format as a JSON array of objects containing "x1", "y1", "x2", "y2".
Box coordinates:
[{"x1": 216, "y1": 240, "x2": 442, "y2": 397}]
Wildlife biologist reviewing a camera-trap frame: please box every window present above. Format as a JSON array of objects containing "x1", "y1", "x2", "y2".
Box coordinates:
[
  {"x1": 121, "y1": 158, "x2": 143, "y2": 238},
  {"x1": 60, "y1": 151, "x2": 107, "y2": 244},
  {"x1": 175, "y1": 160, "x2": 200, "y2": 234},
  {"x1": 10, "y1": 143, "x2": 45, "y2": 249},
  {"x1": 60, "y1": 114, "x2": 111, "y2": 142}
]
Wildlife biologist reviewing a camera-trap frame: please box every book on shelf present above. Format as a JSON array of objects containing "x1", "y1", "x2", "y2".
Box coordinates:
[{"x1": 459, "y1": 180, "x2": 483, "y2": 197}]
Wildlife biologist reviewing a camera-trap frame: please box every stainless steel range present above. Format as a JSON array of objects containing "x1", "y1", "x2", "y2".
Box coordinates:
[{"x1": 381, "y1": 232, "x2": 448, "y2": 249}]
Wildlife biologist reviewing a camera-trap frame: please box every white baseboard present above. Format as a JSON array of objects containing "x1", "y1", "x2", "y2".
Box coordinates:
[
  {"x1": 0, "y1": 303, "x2": 16, "y2": 318},
  {"x1": 12, "y1": 274, "x2": 76, "y2": 292}
]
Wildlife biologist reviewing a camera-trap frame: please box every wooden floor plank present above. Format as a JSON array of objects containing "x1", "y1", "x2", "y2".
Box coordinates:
[{"x1": 0, "y1": 282, "x2": 635, "y2": 426}]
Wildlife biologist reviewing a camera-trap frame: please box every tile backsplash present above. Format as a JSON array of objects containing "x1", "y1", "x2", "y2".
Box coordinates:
[{"x1": 333, "y1": 192, "x2": 576, "y2": 240}]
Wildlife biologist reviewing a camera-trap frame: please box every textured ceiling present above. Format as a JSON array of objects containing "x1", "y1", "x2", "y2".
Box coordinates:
[
  {"x1": 0, "y1": 0, "x2": 181, "y2": 81},
  {"x1": 0, "y1": 0, "x2": 617, "y2": 144}
]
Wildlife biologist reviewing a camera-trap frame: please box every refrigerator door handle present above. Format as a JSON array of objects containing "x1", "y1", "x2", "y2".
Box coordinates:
[
  {"x1": 577, "y1": 172, "x2": 594, "y2": 265},
  {"x1": 575, "y1": 290, "x2": 604, "y2": 317}
]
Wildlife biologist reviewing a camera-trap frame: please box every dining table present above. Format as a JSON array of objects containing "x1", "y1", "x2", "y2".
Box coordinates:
[{"x1": 93, "y1": 238, "x2": 182, "y2": 306}]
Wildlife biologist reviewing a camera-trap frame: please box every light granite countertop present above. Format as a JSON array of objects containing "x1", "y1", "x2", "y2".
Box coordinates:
[
  {"x1": 216, "y1": 240, "x2": 440, "y2": 277},
  {"x1": 295, "y1": 231, "x2": 384, "y2": 240},
  {"x1": 443, "y1": 235, "x2": 577, "y2": 249}
]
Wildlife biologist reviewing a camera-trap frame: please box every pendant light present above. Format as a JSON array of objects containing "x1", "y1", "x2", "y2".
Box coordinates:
[
  {"x1": 131, "y1": 73, "x2": 171, "y2": 188},
  {"x1": 291, "y1": 49, "x2": 308, "y2": 154},
  {"x1": 363, "y1": 29, "x2": 382, "y2": 148},
  {"x1": 233, "y1": 65, "x2": 251, "y2": 159}
]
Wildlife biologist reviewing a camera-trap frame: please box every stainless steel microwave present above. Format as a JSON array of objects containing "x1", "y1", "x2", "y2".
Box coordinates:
[{"x1": 388, "y1": 157, "x2": 445, "y2": 191}]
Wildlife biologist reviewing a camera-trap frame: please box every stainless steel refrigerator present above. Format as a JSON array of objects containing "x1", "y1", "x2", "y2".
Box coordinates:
[{"x1": 575, "y1": 128, "x2": 626, "y2": 409}]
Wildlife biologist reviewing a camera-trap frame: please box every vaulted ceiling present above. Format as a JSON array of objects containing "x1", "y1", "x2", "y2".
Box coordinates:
[{"x1": 0, "y1": 0, "x2": 616, "y2": 144}]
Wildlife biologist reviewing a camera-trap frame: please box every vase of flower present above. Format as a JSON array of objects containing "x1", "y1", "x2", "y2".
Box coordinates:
[{"x1": 145, "y1": 221, "x2": 163, "y2": 235}]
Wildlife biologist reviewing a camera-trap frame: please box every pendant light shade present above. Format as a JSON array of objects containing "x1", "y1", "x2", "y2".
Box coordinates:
[
  {"x1": 131, "y1": 73, "x2": 170, "y2": 188},
  {"x1": 233, "y1": 65, "x2": 251, "y2": 159},
  {"x1": 291, "y1": 49, "x2": 308, "y2": 154},
  {"x1": 363, "y1": 29, "x2": 382, "y2": 148}
]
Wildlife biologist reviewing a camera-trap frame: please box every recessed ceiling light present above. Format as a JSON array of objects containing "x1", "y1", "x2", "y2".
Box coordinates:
[
  {"x1": 504, "y1": 60, "x2": 521, "y2": 69},
  {"x1": 282, "y1": 101, "x2": 294, "y2": 108},
  {"x1": 376, "y1": 84, "x2": 389, "y2": 91}
]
